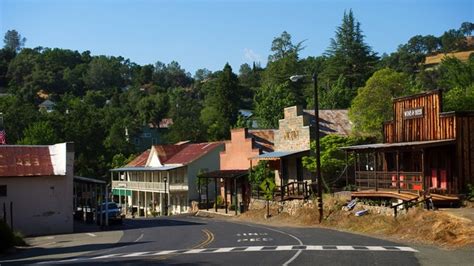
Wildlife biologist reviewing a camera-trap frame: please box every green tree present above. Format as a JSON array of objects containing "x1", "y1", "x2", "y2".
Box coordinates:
[
  {"x1": 136, "y1": 93, "x2": 168, "y2": 126},
  {"x1": 268, "y1": 31, "x2": 305, "y2": 62},
  {"x1": 200, "y1": 63, "x2": 240, "y2": 140},
  {"x1": 444, "y1": 86, "x2": 474, "y2": 112},
  {"x1": 302, "y1": 135, "x2": 372, "y2": 191},
  {"x1": 3, "y1": 30, "x2": 26, "y2": 52},
  {"x1": 321, "y1": 9, "x2": 378, "y2": 93},
  {"x1": 167, "y1": 88, "x2": 205, "y2": 142},
  {"x1": 460, "y1": 22, "x2": 474, "y2": 36},
  {"x1": 438, "y1": 56, "x2": 474, "y2": 90},
  {"x1": 18, "y1": 121, "x2": 59, "y2": 145},
  {"x1": 254, "y1": 83, "x2": 296, "y2": 128},
  {"x1": 440, "y1": 29, "x2": 466, "y2": 52},
  {"x1": 84, "y1": 56, "x2": 125, "y2": 92},
  {"x1": 349, "y1": 68, "x2": 411, "y2": 140}
]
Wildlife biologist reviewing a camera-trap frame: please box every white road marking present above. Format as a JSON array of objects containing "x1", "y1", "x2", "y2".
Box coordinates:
[
  {"x1": 306, "y1": 245, "x2": 323, "y2": 250},
  {"x1": 184, "y1": 248, "x2": 206, "y2": 254},
  {"x1": 86, "y1": 233, "x2": 97, "y2": 237},
  {"x1": 367, "y1": 246, "x2": 386, "y2": 251},
  {"x1": 396, "y1": 246, "x2": 418, "y2": 252},
  {"x1": 134, "y1": 233, "x2": 144, "y2": 242},
  {"x1": 122, "y1": 252, "x2": 149, "y2": 257},
  {"x1": 276, "y1": 245, "x2": 293, "y2": 251},
  {"x1": 92, "y1": 254, "x2": 123, "y2": 259},
  {"x1": 337, "y1": 245, "x2": 355, "y2": 250},
  {"x1": 245, "y1": 246, "x2": 264, "y2": 251},
  {"x1": 213, "y1": 247, "x2": 234, "y2": 253},
  {"x1": 32, "y1": 245, "x2": 419, "y2": 264},
  {"x1": 153, "y1": 250, "x2": 177, "y2": 255}
]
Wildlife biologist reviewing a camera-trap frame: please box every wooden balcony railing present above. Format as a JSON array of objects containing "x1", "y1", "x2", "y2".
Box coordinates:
[
  {"x1": 112, "y1": 180, "x2": 188, "y2": 192},
  {"x1": 355, "y1": 171, "x2": 423, "y2": 192}
]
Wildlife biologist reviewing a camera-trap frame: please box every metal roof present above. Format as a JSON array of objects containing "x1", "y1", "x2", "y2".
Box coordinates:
[
  {"x1": 110, "y1": 165, "x2": 184, "y2": 172},
  {"x1": 341, "y1": 139, "x2": 456, "y2": 151},
  {"x1": 251, "y1": 150, "x2": 309, "y2": 160}
]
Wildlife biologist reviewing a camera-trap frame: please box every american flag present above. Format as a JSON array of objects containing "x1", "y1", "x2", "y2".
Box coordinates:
[{"x1": 0, "y1": 128, "x2": 5, "y2": 145}]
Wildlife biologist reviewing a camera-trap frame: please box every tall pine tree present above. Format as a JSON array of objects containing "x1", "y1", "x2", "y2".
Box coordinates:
[
  {"x1": 321, "y1": 9, "x2": 378, "y2": 107},
  {"x1": 200, "y1": 63, "x2": 240, "y2": 140}
]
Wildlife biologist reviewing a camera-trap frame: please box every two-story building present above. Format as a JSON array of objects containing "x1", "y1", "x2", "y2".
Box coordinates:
[
  {"x1": 342, "y1": 90, "x2": 474, "y2": 201},
  {"x1": 110, "y1": 142, "x2": 224, "y2": 216}
]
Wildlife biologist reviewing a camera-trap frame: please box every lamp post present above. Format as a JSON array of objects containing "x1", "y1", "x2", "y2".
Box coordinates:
[
  {"x1": 164, "y1": 176, "x2": 168, "y2": 216},
  {"x1": 289, "y1": 73, "x2": 323, "y2": 223}
]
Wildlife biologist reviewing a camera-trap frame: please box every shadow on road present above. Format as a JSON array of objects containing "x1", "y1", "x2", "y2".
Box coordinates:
[
  {"x1": 74, "y1": 216, "x2": 205, "y2": 233},
  {"x1": 0, "y1": 241, "x2": 150, "y2": 265}
]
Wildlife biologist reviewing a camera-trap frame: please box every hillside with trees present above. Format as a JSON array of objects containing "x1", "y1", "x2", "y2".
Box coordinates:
[{"x1": 0, "y1": 12, "x2": 472, "y2": 178}]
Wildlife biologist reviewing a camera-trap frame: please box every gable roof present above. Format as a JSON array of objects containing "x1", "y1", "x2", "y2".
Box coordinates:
[
  {"x1": 124, "y1": 142, "x2": 223, "y2": 168},
  {"x1": 126, "y1": 149, "x2": 150, "y2": 167},
  {"x1": 303, "y1": 109, "x2": 352, "y2": 136},
  {"x1": 248, "y1": 129, "x2": 275, "y2": 153},
  {"x1": 164, "y1": 142, "x2": 223, "y2": 165},
  {"x1": 0, "y1": 146, "x2": 54, "y2": 177}
]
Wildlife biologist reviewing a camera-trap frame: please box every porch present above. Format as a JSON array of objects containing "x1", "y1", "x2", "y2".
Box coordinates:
[
  {"x1": 250, "y1": 150, "x2": 312, "y2": 201},
  {"x1": 343, "y1": 139, "x2": 459, "y2": 195}
]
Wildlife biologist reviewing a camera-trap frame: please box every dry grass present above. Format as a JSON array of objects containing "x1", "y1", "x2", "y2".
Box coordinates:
[{"x1": 236, "y1": 195, "x2": 474, "y2": 249}]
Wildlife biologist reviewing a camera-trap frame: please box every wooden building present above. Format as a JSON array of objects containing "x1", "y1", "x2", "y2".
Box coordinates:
[{"x1": 343, "y1": 90, "x2": 474, "y2": 197}]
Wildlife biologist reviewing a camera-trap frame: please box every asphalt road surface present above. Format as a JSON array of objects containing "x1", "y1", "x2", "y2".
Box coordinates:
[{"x1": 0, "y1": 215, "x2": 471, "y2": 265}]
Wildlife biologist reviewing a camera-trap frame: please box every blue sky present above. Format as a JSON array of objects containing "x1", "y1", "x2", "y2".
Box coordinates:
[{"x1": 1, "y1": 0, "x2": 472, "y2": 75}]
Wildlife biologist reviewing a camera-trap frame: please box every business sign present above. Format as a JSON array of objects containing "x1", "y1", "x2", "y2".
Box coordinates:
[{"x1": 403, "y1": 107, "x2": 424, "y2": 119}]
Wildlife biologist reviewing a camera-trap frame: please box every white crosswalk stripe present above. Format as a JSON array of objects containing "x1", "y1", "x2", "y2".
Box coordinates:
[{"x1": 34, "y1": 245, "x2": 418, "y2": 264}]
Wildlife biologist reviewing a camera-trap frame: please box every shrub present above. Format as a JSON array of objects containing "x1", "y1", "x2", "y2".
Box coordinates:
[{"x1": 0, "y1": 220, "x2": 15, "y2": 251}]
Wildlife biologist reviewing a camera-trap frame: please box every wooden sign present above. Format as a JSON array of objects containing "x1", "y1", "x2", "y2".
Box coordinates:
[{"x1": 403, "y1": 107, "x2": 424, "y2": 119}]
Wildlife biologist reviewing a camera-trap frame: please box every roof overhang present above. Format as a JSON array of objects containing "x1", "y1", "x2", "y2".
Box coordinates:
[
  {"x1": 74, "y1": 176, "x2": 106, "y2": 184},
  {"x1": 199, "y1": 170, "x2": 248, "y2": 179},
  {"x1": 110, "y1": 165, "x2": 184, "y2": 172},
  {"x1": 250, "y1": 150, "x2": 309, "y2": 160},
  {"x1": 341, "y1": 139, "x2": 456, "y2": 152}
]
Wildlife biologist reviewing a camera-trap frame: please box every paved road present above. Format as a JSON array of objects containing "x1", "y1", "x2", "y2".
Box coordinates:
[{"x1": 0, "y1": 215, "x2": 472, "y2": 265}]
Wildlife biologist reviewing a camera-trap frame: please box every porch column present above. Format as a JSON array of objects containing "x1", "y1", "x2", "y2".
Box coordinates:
[
  {"x1": 143, "y1": 191, "x2": 148, "y2": 217},
  {"x1": 234, "y1": 178, "x2": 238, "y2": 215},
  {"x1": 421, "y1": 149, "x2": 426, "y2": 192},
  {"x1": 206, "y1": 177, "x2": 209, "y2": 211},
  {"x1": 280, "y1": 158, "x2": 284, "y2": 199},
  {"x1": 396, "y1": 151, "x2": 400, "y2": 193},
  {"x1": 374, "y1": 152, "x2": 378, "y2": 191},
  {"x1": 224, "y1": 178, "x2": 228, "y2": 214},
  {"x1": 214, "y1": 178, "x2": 218, "y2": 212},
  {"x1": 345, "y1": 151, "x2": 349, "y2": 187}
]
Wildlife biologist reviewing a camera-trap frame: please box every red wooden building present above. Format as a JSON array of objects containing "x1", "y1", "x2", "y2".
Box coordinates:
[{"x1": 343, "y1": 90, "x2": 474, "y2": 198}]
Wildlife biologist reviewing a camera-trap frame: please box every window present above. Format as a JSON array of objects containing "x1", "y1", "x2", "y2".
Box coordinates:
[{"x1": 0, "y1": 185, "x2": 6, "y2": 197}]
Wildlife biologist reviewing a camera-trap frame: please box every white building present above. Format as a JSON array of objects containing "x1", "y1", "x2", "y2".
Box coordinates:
[
  {"x1": 110, "y1": 142, "x2": 224, "y2": 216},
  {"x1": 0, "y1": 143, "x2": 74, "y2": 236}
]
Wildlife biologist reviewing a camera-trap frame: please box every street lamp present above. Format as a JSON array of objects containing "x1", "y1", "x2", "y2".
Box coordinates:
[
  {"x1": 289, "y1": 73, "x2": 323, "y2": 223},
  {"x1": 164, "y1": 176, "x2": 168, "y2": 216}
]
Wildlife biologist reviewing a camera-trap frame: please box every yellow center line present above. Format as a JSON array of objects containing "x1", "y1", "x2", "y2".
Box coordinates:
[{"x1": 157, "y1": 228, "x2": 214, "y2": 261}]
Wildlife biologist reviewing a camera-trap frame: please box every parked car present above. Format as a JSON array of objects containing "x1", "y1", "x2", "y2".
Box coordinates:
[{"x1": 97, "y1": 202, "x2": 124, "y2": 225}]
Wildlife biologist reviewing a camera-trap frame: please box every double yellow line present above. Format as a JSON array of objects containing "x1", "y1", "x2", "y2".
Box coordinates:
[
  {"x1": 193, "y1": 229, "x2": 214, "y2": 249},
  {"x1": 157, "y1": 229, "x2": 214, "y2": 261}
]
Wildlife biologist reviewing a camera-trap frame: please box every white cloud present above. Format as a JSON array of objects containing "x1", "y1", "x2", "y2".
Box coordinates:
[{"x1": 243, "y1": 48, "x2": 262, "y2": 62}]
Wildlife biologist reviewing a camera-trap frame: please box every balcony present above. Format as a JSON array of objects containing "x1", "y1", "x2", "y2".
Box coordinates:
[{"x1": 112, "y1": 181, "x2": 189, "y2": 192}]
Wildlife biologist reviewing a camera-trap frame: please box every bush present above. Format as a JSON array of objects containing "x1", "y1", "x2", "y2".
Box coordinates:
[{"x1": 0, "y1": 220, "x2": 15, "y2": 251}]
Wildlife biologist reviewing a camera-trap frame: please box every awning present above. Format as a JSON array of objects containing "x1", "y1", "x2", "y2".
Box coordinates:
[
  {"x1": 110, "y1": 165, "x2": 183, "y2": 172},
  {"x1": 341, "y1": 139, "x2": 456, "y2": 152},
  {"x1": 250, "y1": 150, "x2": 309, "y2": 160},
  {"x1": 112, "y1": 188, "x2": 132, "y2": 196},
  {"x1": 199, "y1": 170, "x2": 248, "y2": 179}
]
